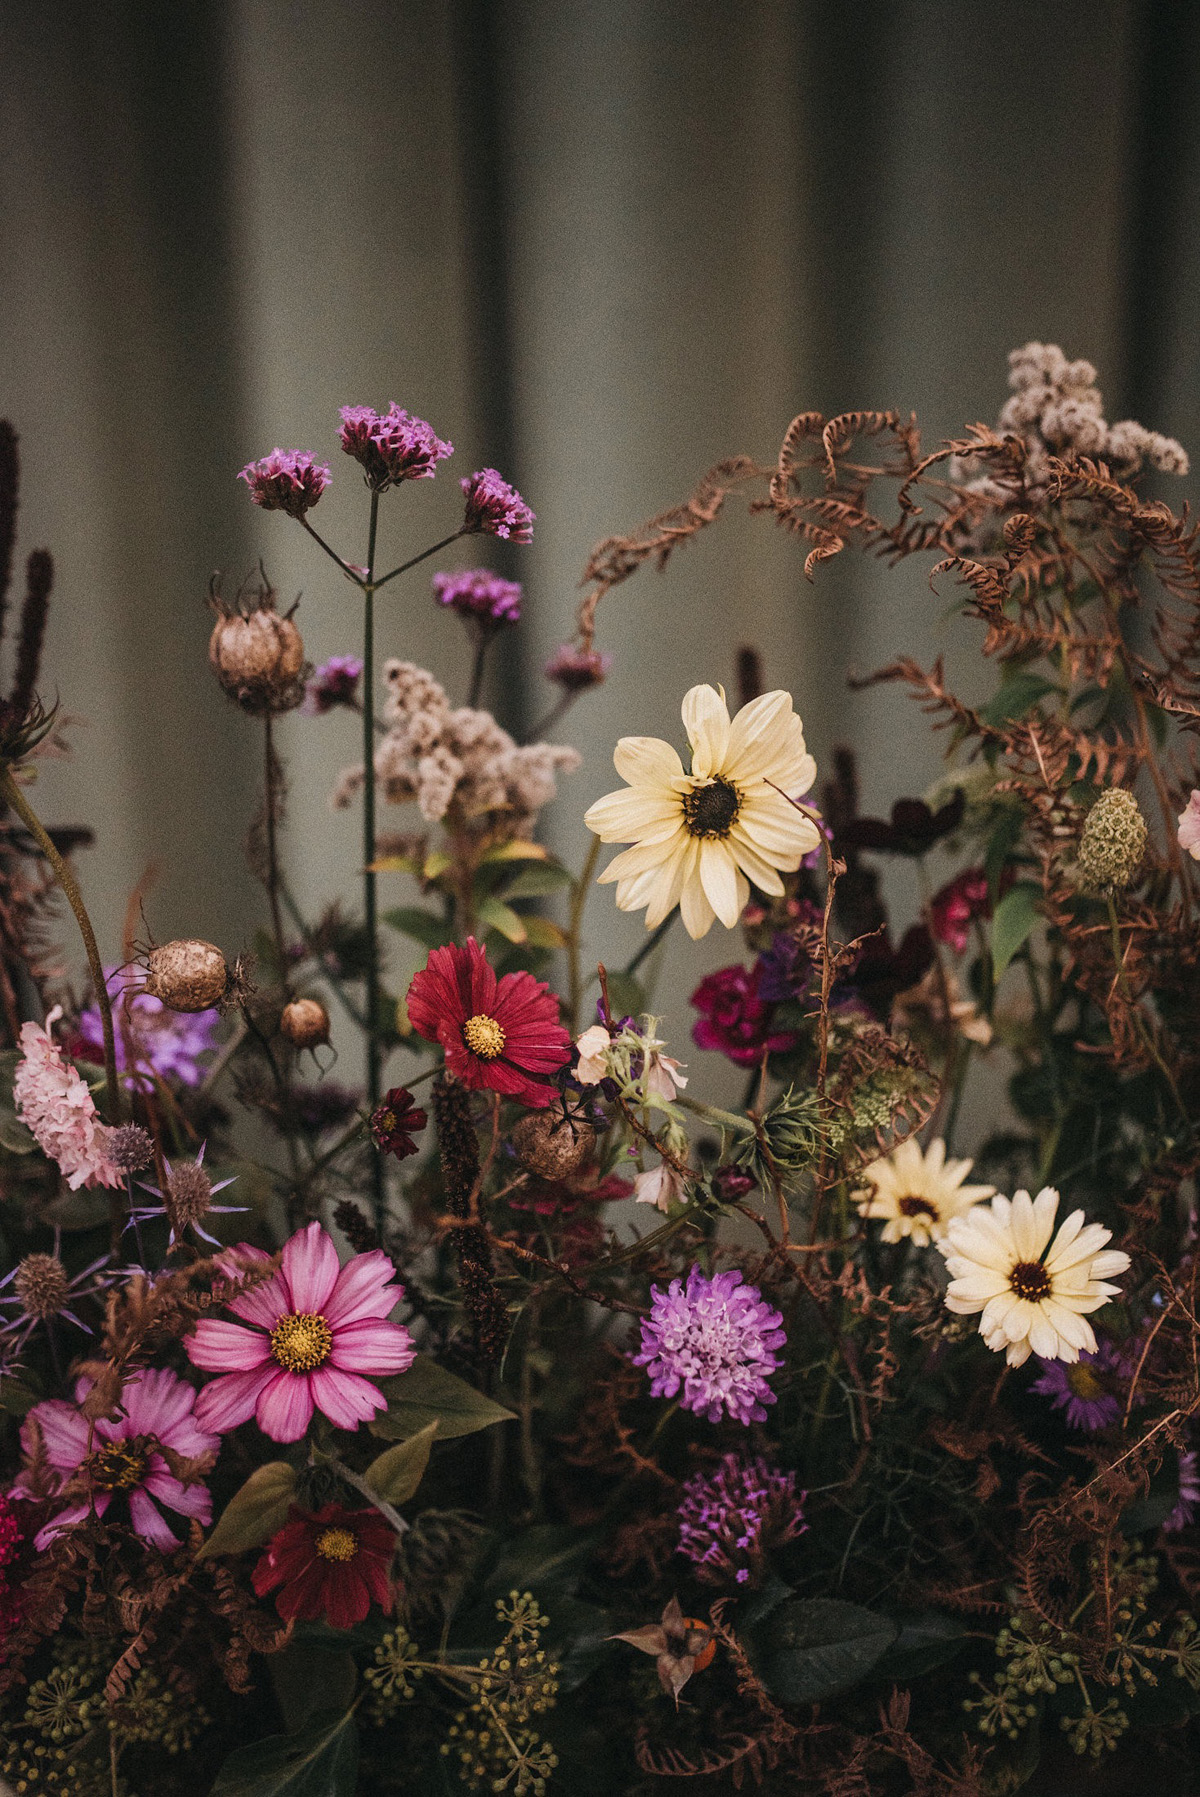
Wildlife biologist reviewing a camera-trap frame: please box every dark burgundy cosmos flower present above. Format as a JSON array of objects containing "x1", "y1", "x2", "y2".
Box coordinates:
[
  {"x1": 691, "y1": 964, "x2": 799, "y2": 1067},
  {"x1": 405, "y1": 937, "x2": 571, "y2": 1107},
  {"x1": 839, "y1": 790, "x2": 965, "y2": 857},
  {"x1": 929, "y1": 865, "x2": 991, "y2": 953},
  {"x1": 460, "y1": 468, "x2": 535, "y2": 542},
  {"x1": 369, "y1": 1087, "x2": 428, "y2": 1160},
  {"x1": 252, "y1": 1501, "x2": 395, "y2": 1629}
]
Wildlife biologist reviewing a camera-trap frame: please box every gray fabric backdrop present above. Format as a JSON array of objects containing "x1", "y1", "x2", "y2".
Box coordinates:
[{"x1": 1, "y1": 0, "x2": 1198, "y2": 1076}]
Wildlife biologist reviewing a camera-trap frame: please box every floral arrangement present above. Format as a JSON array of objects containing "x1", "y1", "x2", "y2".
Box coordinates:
[{"x1": 1, "y1": 345, "x2": 1200, "y2": 1796}]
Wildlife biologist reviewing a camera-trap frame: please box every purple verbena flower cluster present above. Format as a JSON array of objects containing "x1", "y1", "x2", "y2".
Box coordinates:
[
  {"x1": 238, "y1": 449, "x2": 330, "y2": 518},
  {"x1": 339, "y1": 404, "x2": 454, "y2": 490},
  {"x1": 433, "y1": 568, "x2": 522, "y2": 626},
  {"x1": 633, "y1": 1266, "x2": 786, "y2": 1425},
  {"x1": 461, "y1": 467, "x2": 535, "y2": 542},
  {"x1": 544, "y1": 643, "x2": 612, "y2": 692},
  {"x1": 677, "y1": 1451, "x2": 806, "y2": 1586},
  {"x1": 303, "y1": 655, "x2": 363, "y2": 715},
  {"x1": 78, "y1": 967, "x2": 219, "y2": 1093}
]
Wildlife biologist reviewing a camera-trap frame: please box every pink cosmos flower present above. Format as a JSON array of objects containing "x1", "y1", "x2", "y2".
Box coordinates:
[
  {"x1": 186, "y1": 1222, "x2": 416, "y2": 1443},
  {"x1": 1178, "y1": 790, "x2": 1200, "y2": 860},
  {"x1": 14, "y1": 1367, "x2": 219, "y2": 1552},
  {"x1": 13, "y1": 1007, "x2": 121, "y2": 1190}
]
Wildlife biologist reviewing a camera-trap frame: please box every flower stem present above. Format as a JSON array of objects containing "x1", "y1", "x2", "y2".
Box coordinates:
[
  {"x1": 567, "y1": 834, "x2": 601, "y2": 1032},
  {"x1": 624, "y1": 912, "x2": 674, "y2": 978},
  {"x1": 0, "y1": 765, "x2": 121, "y2": 1121},
  {"x1": 467, "y1": 629, "x2": 491, "y2": 708},
  {"x1": 299, "y1": 517, "x2": 363, "y2": 585},
  {"x1": 373, "y1": 528, "x2": 466, "y2": 592},
  {"x1": 363, "y1": 491, "x2": 385, "y2": 1229},
  {"x1": 262, "y1": 715, "x2": 291, "y2": 996}
]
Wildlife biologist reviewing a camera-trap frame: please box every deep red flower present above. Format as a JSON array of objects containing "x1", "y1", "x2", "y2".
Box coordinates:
[
  {"x1": 690, "y1": 964, "x2": 798, "y2": 1068},
  {"x1": 929, "y1": 866, "x2": 991, "y2": 954},
  {"x1": 252, "y1": 1501, "x2": 395, "y2": 1629},
  {"x1": 369, "y1": 1087, "x2": 428, "y2": 1160},
  {"x1": 405, "y1": 937, "x2": 571, "y2": 1107}
]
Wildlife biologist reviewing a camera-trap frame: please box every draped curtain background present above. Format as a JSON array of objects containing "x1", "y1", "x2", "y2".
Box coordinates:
[{"x1": 1, "y1": 0, "x2": 1198, "y2": 1067}]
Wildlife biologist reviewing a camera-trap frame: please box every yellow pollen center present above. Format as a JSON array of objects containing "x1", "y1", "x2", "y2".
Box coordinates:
[
  {"x1": 270, "y1": 1310, "x2": 333, "y2": 1372},
  {"x1": 90, "y1": 1441, "x2": 149, "y2": 1491},
  {"x1": 463, "y1": 1013, "x2": 506, "y2": 1059},
  {"x1": 314, "y1": 1525, "x2": 359, "y2": 1562},
  {"x1": 898, "y1": 1194, "x2": 938, "y2": 1220},
  {"x1": 1010, "y1": 1260, "x2": 1052, "y2": 1303},
  {"x1": 1067, "y1": 1363, "x2": 1105, "y2": 1401}
]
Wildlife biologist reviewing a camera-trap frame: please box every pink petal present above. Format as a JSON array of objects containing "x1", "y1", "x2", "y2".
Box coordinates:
[
  {"x1": 280, "y1": 1221, "x2": 340, "y2": 1314},
  {"x1": 329, "y1": 1317, "x2": 416, "y2": 1376},
  {"x1": 144, "y1": 1465, "x2": 212, "y2": 1522},
  {"x1": 218, "y1": 1245, "x2": 288, "y2": 1328},
  {"x1": 128, "y1": 1487, "x2": 181, "y2": 1550},
  {"x1": 121, "y1": 1367, "x2": 205, "y2": 1440},
  {"x1": 24, "y1": 1399, "x2": 91, "y2": 1472},
  {"x1": 187, "y1": 1317, "x2": 271, "y2": 1373},
  {"x1": 325, "y1": 1251, "x2": 403, "y2": 1328},
  {"x1": 310, "y1": 1366, "x2": 387, "y2": 1429},
  {"x1": 34, "y1": 1502, "x2": 93, "y2": 1551},
  {"x1": 256, "y1": 1369, "x2": 315, "y2": 1443},
  {"x1": 194, "y1": 1363, "x2": 276, "y2": 1434}
]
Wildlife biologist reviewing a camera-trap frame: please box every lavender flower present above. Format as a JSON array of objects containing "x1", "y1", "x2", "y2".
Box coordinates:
[
  {"x1": 544, "y1": 643, "x2": 612, "y2": 692},
  {"x1": 338, "y1": 404, "x2": 453, "y2": 490},
  {"x1": 1165, "y1": 1450, "x2": 1200, "y2": 1533},
  {"x1": 678, "y1": 1452, "x2": 806, "y2": 1586},
  {"x1": 238, "y1": 449, "x2": 330, "y2": 518},
  {"x1": 303, "y1": 655, "x2": 363, "y2": 715},
  {"x1": 433, "y1": 568, "x2": 522, "y2": 626},
  {"x1": 78, "y1": 967, "x2": 219, "y2": 1093},
  {"x1": 461, "y1": 468, "x2": 535, "y2": 542},
  {"x1": 1030, "y1": 1339, "x2": 1129, "y2": 1431},
  {"x1": 633, "y1": 1266, "x2": 786, "y2": 1425}
]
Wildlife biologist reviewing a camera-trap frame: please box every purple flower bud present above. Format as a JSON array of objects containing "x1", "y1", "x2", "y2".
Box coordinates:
[
  {"x1": 432, "y1": 568, "x2": 522, "y2": 626},
  {"x1": 460, "y1": 467, "x2": 535, "y2": 542},
  {"x1": 238, "y1": 449, "x2": 330, "y2": 518},
  {"x1": 338, "y1": 404, "x2": 453, "y2": 490},
  {"x1": 302, "y1": 655, "x2": 363, "y2": 715},
  {"x1": 544, "y1": 643, "x2": 612, "y2": 691}
]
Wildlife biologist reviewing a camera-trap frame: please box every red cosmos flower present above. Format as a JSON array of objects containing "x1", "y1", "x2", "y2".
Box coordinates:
[
  {"x1": 252, "y1": 1501, "x2": 395, "y2": 1629},
  {"x1": 405, "y1": 937, "x2": 571, "y2": 1107}
]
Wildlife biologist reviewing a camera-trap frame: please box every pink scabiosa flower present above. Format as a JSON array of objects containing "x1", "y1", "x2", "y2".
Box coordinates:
[
  {"x1": 1178, "y1": 790, "x2": 1200, "y2": 861},
  {"x1": 544, "y1": 643, "x2": 612, "y2": 692},
  {"x1": 460, "y1": 468, "x2": 535, "y2": 542},
  {"x1": 186, "y1": 1221, "x2": 416, "y2": 1443},
  {"x1": 633, "y1": 1266, "x2": 786, "y2": 1425},
  {"x1": 302, "y1": 655, "x2": 363, "y2": 715},
  {"x1": 77, "y1": 965, "x2": 219, "y2": 1092},
  {"x1": 405, "y1": 937, "x2": 572, "y2": 1107},
  {"x1": 929, "y1": 866, "x2": 991, "y2": 954},
  {"x1": 13, "y1": 1007, "x2": 121, "y2": 1190},
  {"x1": 238, "y1": 449, "x2": 330, "y2": 518},
  {"x1": 13, "y1": 1368, "x2": 219, "y2": 1552},
  {"x1": 339, "y1": 404, "x2": 453, "y2": 490},
  {"x1": 690, "y1": 963, "x2": 799, "y2": 1067},
  {"x1": 433, "y1": 568, "x2": 522, "y2": 626},
  {"x1": 677, "y1": 1452, "x2": 806, "y2": 1586}
]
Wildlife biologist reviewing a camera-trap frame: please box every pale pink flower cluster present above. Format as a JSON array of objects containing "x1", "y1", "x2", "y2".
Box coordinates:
[
  {"x1": 333, "y1": 659, "x2": 579, "y2": 841},
  {"x1": 1178, "y1": 790, "x2": 1200, "y2": 861},
  {"x1": 13, "y1": 1007, "x2": 121, "y2": 1190}
]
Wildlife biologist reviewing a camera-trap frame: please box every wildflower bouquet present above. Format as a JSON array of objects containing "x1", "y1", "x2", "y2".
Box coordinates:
[{"x1": 2, "y1": 347, "x2": 1200, "y2": 1797}]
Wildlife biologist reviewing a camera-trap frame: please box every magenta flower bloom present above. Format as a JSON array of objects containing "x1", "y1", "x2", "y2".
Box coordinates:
[
  {"x1": 432, "y1": 568, "x2": 522, "y2": 626},
  {"x1": 460, "y1": 468, "x2": 535, "y2": 542},
  {"x1": 633, "y1": 1266, "x2": 786, "y2": 1425},
  {"x1": 302, "y1": 655, "x2": 363, "y2": 716},
  {"x1": 78, "y1": 966, "x2": 219, "y2": 1092},
  {"x1": 186, "y1": 1221, "x2": 416, "y2": 1443},
  {"x1": 1030, "y1": 1340, "x2": 1128, "y2": 1431},
  {"x1": 238, "y1": 449, "x2": 330, "y2": 518},
  {"x1": 544, "y1": 643, "x2": 612, "y2": 692},
  {"x1": 929, "y1": 866, "x2": 991, "y2": 954},
  {"x1": 13, "y1": 1368, "x2": 219, "y2": 1552},
  {"x1": 339, "y1": 404, "x2": 453, "y2": 490},
  {"x1": 678, "y1": 1452, "x2": 806, "y2": 1586},
  {"x1": 690, "y1": 963, "x2": 798, "y2": 1068}
]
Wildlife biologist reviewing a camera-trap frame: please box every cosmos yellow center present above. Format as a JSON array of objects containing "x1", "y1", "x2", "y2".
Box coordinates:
[
  {"x1": 682, "y1": 776, "x2": 741, "y2": 839},
  {"x1": 1067, "y1": 1362, "x2": 1105, "y2": 1400},
  {"x1": 90, "y1": 1441, "x2": 148, "y2": 1491},
  {"x1": 270, "y1": 1310, "x2": 333, "y2": 1372},
  {"x1": 314, "y1": 1526, "x2": 359, "y2": 1562},
  {"x1": 898, "y1": 1194, "x2": 938, "y2": 1220},
  {"x1": 463, "y1": 1013, "x2": 506, "y2": 1059},
  {"x1": 1009, "y1": 1261, "x2": 1052, "y2": 1303}
]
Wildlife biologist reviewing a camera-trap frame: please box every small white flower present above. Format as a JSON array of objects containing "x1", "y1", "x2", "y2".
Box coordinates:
[
  {"x1": 574, "y1": 1024, "x2": 612, "y2": 1085},
  {"x1": 646, "y1": 1051, "x2": 688, "y2": 1102},
  {"x1": 855, "y1": 1136, "x2": 993, "y2": 1248},
  {"x1": 938, "y1": 1187, "x2": 1130, "y2": 1368},
  {"x1": 634, "y1": 1160, "x2": 687, "y2": 1213}
]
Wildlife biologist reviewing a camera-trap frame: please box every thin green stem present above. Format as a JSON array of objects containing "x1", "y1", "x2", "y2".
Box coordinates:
[
  {"x1": 0, "y1": 766, "x2": 121, "y2": 1121},
  {"x1": 362, "y1": 492, "x2": 385, "y2": 1228},
  {"x1": 624, "y1": 911, "x2": 674, "y2": 978},
  {"x1": 279, "y1": 880, "x2": 368, "y2": 1029},
  {"x1": 373, "y1": 529, "x2": 466, "y2": 591},
  {"x1": 567, "y1": 834, "x2": 601, "y2": 1032},
  {"x1": 299, "y1": 516, "x2": 363, "y2": 584},
  {"x1": 467, "y1": 629, "x2": 491, "y2": 708}
]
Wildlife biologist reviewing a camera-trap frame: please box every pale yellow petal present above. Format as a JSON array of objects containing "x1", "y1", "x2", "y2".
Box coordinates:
[
  {"x1": 737, "y1": 790, "x2": 821, "y2": 861},
  {"x1": 612, "y1": 735, "x2": 685, "y2": 790},
  {"x1": 584, "y1": 787, "x2": 682, "y2": 842},
  {"x1": 726, "y1": 827, "x2": 786, "y2": 895},
  {"x1": 679, "y1": 865, "x2": 715, "y2": 938},
  {"x1": 681, "y1": 685, "x2": 730, "y2": 779},
  {"x1": 698, "y1": 839, "x2": 742, "y2": 928},
  {"x1": 723, "y1": 690, "x2": 796, "y2": 779}
]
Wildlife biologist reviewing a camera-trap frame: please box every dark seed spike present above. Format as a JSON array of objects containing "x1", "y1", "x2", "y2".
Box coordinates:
[
  {"x1": 0, "y1": 423, "x2": 17, "y2": 660},
  {"x1": 736, "y1": 645, "x2": 763, "y2": 707},
  {"x1": 11, "y1": 548, "x2": 52, "y2": 715}
]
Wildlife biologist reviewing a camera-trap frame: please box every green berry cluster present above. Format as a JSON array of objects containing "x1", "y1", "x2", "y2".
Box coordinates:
[{"x1": 1076, "y1": 788, "x2": 1147, "y2": 892}]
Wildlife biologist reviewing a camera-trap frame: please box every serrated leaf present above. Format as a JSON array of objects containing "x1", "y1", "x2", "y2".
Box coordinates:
[
  {"x1": 370, "y1": 1354, "x2": 515, "y2": 1442},
  {"x1": 381, "y1": 907, "x2": 453, "y2": 951},
  {"x1": 991, "y1": 880, "x2": 1041, "y2": 981},
  {"x1": 502, "y1": 863, "x2": 574, "y2": 899},
  {"x1": 210, "y1": 1708, "x2": 358, "y2": 1797},
  {"x1": 759, "y1": 1598, "x2": 897, "y2": 1703},
  {"x1": 477, "y1": 897, "x2": 527, "y2": 943},
  {"x1": 522, "y1": 916, "x2": 569, "y2": 950},
  {"x1": 479, "y1": 840, "x2": 548, "y2": 864},
  {"x1": 364, "y1": 1418, "x2": 438, "y2": 1505},
  {"x1": 198, "y1": 1461, "x2": 297, "y2": 1560}
]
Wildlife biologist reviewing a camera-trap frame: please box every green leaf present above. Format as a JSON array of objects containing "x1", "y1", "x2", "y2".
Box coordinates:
[
  {"x1": 991, "y1": 880, "x2": 1041, "y2": 981},
  {"x1": 370, "y1": 1355, "x2": 515, "y2": 1442},
  {"x1": 502, "y1": 863, "x2": 574, "y2": 899},
  {"x1": 876, "y1": 1610, "x2": 969, "y2": 1680},
  {"x1": 983, "y1": 803, "x2": 1025, "y2": 902},
  {"x1": 758, "y1": 1598, "x2": 897, "y2": 1704},
  {"x1": 479, "y1": 840, "x2": 548, "y2": 864},
  {"x1": 267, "y1": 1645, "x2": 358, "y2": 1736},
  {"x1": 198, "y1": 1461, "x2": 297, "y2": 1559},
  {"x1": 980, "y1": 670, "x2": 1059, "y2": 728},
  {"x1": 209, "y1": 1708, "x2": 358, "y2": 1797},
  {"x1": 381, "y1": 907, "x2": 453, "y2": 951},
  {"x1": 0, "y1": 1049, "x2": 34, "y2": 1154},
  {"x1": 476, "y1": 897, "x2": 527, "y2": 944},
  {"x1": 364, "y1": 1419, "x2": 438, "y2": 1505},
  {"x1": 522, "y1": 916, "x2": 569, "y2": 951},
  {"x1": 603, "y1": 971, "x2": 645, "y2": 1022}
]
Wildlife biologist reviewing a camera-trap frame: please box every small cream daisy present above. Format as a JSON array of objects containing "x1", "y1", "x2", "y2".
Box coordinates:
[
  {"x1": 938, "y1": 1187, "x2": 1130, "y2": 1368},
  {"x1": 855, "y1": 1136, "x2": 993, "y2": 1247},
  {"x1": 585, "y1": 684, "x2": 819, "y2": 940}
]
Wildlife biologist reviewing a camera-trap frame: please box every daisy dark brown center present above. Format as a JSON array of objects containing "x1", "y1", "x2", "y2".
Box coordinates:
[
  {"x1": 1010, "y1": 1261, "x2": 1052, "y2": 1303},
  {"x1": 89, "y1": 1440, "x2": 149, "y2": 1491},
  {"x1": 314, "y1": 1525, "x2": 359, "y2": 1562},
  {"x1": 463, "y1": 1013, "x2": 506, "y2": 1059},
  {"x1": 270, "y1": 1310, "x2": 333, "y2": 1372},
  {"x1": 682, "y1": 776, "x2": 741, "y2": 839},
  {"x1": 1067, "y1": 1363, "x2": 1105, "y2": 1400},
  {"x1": 898, "y1": 1195, "x2": 938, "y2": 1220}
]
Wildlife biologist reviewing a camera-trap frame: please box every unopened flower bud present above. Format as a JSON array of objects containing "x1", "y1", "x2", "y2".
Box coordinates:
[
  {"x1": 279, "y1": 997, "x2": 331, "y2": 1050},
  {"x1": 1077, "y1": 788, "x2": 1147, "y2": 892},
  {"x1": 510, "y1": 1110, "x2": 596, "y2": 1178},
  {"x1": 208, "y1": 572, "x2": 306, "y2": 715},
  {"x1": 144, "y1": 939, "x2": 229, "y2": 1013},
  {"x1": 13, "y1": 1253, "x2": 70, "y2": 1319}
]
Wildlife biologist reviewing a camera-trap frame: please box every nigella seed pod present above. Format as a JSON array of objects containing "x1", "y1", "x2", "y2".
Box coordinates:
[
  {"x1": 279, "y1": 997, "x2": 331, "y2": 1050},
  {"x1": 510, "y1": 1109, "x2": 596, "y2": 1179},
  {"x1": 208, "y1": 569, "x2": 307, "y2": 715},
  {"x1": 143, "y1": 939, "x2": 229, "y2": 1013}
]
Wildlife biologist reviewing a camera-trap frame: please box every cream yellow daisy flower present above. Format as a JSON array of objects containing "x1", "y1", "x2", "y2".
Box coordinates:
[
  {"x1": 938, "y1": 1187, "x2": 1130, "y2": 1368},
  {"x1": 585, "y1": 684, "x2": 819, "y2": 940},
  {"x1": 855, "y1": 1136, "x2": 993, "y2": 1247}
]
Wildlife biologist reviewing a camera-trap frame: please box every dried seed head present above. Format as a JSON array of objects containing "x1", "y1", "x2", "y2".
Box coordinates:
[
  {"x1": 143, "y1": 939, "x2": 229, "y2": 1013},
  {"x1": 279, "y1": 997, "x2": 331, "y2": 1050},
  {"x1": 510, "y1": 1110, "x2": 596, "y2": 1179},
  {"x1": 13, "y1": 1253, "x2": 70, "y2": 1319},
  {"x1": 167, "y1": 1160, "x2": 213, "y2": 1227},
  {"x1": 1077, "y1": 789, "x2": 1148, "y2": 893},
  {"x1": 208, "y1": 572, "x2": 307, "y2": 715},
  {"x1": 108, "y1": 1123, "x2": 155, "y2": 1173}
]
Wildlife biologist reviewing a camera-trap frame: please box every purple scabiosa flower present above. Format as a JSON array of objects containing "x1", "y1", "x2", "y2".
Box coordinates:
[
  {"x1": 1165, "y1": 1450, "x2": 1200, "y2": 1533},
  {"x1": 632, "y1": 1266, "x2": 786, "y2": 1425},
  {"x1": 460, "y1": 468, "x2": 535, "y2": 542},
  {"x1": 338, "y1": 404, "x2": 453, "y2": 490},
  {"x1": 544, "y1": 644, "x2": 612, "y2": 692},
  {"x1": 77, "y1": 966, "x2": 219, "y2": 1093},
  {"x1": 433, "y1": 568, "x2": 522, "y2": 627},
  {"x1": 1030, "y1": 1339, "x2": 1129, "y2": 1431},
  {"x1": 302, "y1": 655, "x2": 363, "y2": 715},
  {"x1": 238, "y1": 449, "x2": 331, "y2": 518},
  {"x1": 678, "y1": 1452, "x2": 806, "y2": 1586}
]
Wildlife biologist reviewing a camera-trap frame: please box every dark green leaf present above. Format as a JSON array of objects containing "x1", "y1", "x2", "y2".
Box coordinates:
[
  {"x1": 370, "y1": 1355, "x2": 515, "y2": 1442},
  {"x1": 199, "y1": 1461, "x2": 297, "y2": 1559},
  {"x1": 603, "y1": 972, "x2": 645, "y2": 1022},
  {"x1": 758, "y1": 1598, "x2": 897, "y2": 1703},
  {"x1": 209, "y1": 1709, "x2": 359, "y2": 1796},
  {"x1": 502, "y1": 863, "x2": 574, "y2": 900},
  {"x1": 876, "y1": 1610, "x2": 969, "y2": 1679},
  {"x1": 476, "y1": 897, "x2": 527, "y2": 943},
  {"x1": 980, "y1": 671, "x2": 1059, "y2": 728},
  {"x1": 483, "y1": 1523, "x2": 596, "y2": 1600},
  {"x1": 381, "y1": 907, "x2": 454, "y2": 951},
  {"x1": 991, "y1": 881, "x2": 1041, "y2": 981},
  {"x1": 365, "y1": 1419, "x2": 438, "y2": 1504},
  {"x1": 983, "y1": 804, "x2": 1025, "y2": 902},
  {"x1": 267, "y1": 1645, "x2": 358, "y2": 1735}
]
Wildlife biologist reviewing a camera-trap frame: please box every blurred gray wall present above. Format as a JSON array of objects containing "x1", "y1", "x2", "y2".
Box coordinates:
[{"x1": 0, "y1": 0, "x2": 1198, "y2": 1069}]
